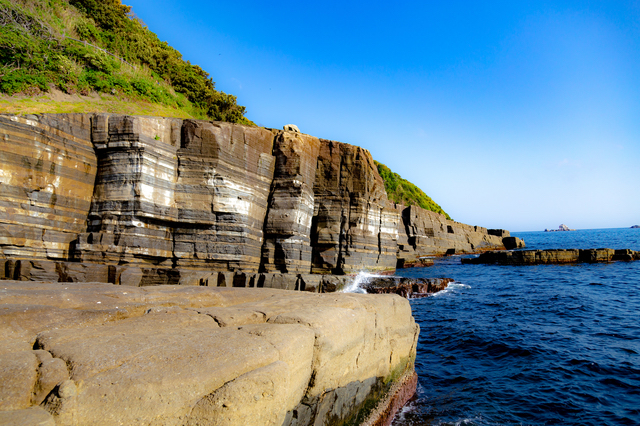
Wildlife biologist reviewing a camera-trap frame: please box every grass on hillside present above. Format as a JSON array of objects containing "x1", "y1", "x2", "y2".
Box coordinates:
[
  {"x1": 0, "y1": 0, "x2": 252, "y2": 124},
  {"x1": 0, "y1": 89, "x2": 202, "y2": 118},
  {"x1": 375, "y1": 160, "x2": 451, "y2": 220}
]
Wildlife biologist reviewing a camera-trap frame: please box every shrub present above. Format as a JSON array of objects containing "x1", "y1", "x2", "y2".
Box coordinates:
[{"x1": 375, "y1": 161, "x2": 451, "y2": 219}]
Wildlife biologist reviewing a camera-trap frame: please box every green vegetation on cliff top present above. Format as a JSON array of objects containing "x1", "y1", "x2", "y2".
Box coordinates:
[
  {"x1": 1, "y1": 0, "x2": 449, "y2": 215},
  {"x1": 0, "y1": 0, "x2": 251, "y2": 123},
  {"x1": 375, "y1": 161, "x2": 451, "y2": 220}
]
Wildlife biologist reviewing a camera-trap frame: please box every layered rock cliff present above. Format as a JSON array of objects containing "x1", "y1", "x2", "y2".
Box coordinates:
[{"x1": 0, "y1": 113, "x2": 510, "y2": 284}]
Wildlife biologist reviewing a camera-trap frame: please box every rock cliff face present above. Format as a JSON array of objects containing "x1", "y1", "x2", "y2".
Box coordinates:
[
  {"x1": 0, "y1": 113, "x2": 509, "y2": 284},
  {"x1": 0, "y1": 282, "x2": 419, "y2": 426},
  {"x1": 396, "y1": 205, "x2": 508, "y2": 267}
]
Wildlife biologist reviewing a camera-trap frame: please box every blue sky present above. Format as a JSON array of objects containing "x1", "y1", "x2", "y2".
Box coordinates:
[{"x1": 125, "y1": 0, "x2": 640, "y2": 232}]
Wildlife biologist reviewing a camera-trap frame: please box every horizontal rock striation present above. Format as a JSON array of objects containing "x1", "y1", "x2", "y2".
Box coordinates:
[
  {"x1": 0, "y1": 282, "x2": 419, "y2": 426},
  {"x1": 0, "y1": 114, "x2": 97, "y2": 261},
  {"x1": 396, "y1": 205, "x2": 511, "y2": 267},
  {"x1": 462, "y1": 248, "x2": 640, "y2": 265},
  {"x1": 311, "y1": 139, "x2": 399, "y2": 274},
  {"x1": 0, "y1": 113, "x2": 510, "y2": 284}
]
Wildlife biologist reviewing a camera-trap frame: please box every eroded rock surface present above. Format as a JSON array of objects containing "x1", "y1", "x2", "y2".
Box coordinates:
[
  {"x1": 363, "y1": 276, "x2": 453, "y2": 298},
  {"x1": 1, "y1": 113, "x2": 510, "y2": 283},
  {"x1": 0, "y1": 282, "x2": 419, "y2": 425},
  {"x1": 396, "y1": 206, "x2": 511, "y2": 266},
  {"x1": 462, "y1": 248, "x2": 640, "y2": 265}
]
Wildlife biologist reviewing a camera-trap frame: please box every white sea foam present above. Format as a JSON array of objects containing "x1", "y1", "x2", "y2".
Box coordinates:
[
  {"x1": 341, "y1": 271, "x2": 390, "y2": 293},
  {"x1": 432, "y1": 281, "x2": 471, "y2": 297}
]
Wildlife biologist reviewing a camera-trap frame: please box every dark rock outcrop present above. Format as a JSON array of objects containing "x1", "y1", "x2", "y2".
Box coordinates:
[
  {"x1": 462, "y1": 248, "x2": 640, "y2": 265},
  {"x1": 362, "y1": 276, "x2": 453, "y2": 298},
  {"x1": 503, "y1": 236, "x2": 525, "y2": 250}
]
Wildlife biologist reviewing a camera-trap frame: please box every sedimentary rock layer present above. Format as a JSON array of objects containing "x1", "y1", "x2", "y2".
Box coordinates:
[
  {"x1": 311, "y1": 139, "x2": 399, "y2": 274},
  {"x1": 0, "y1": 113, "x2": 510, "y2": 283},
  {"x1": 396, "y1": 205, "x2": 510, "y2": 266},
  {"x1": 462, "y1": 248, "x2": 640, "y2": 265},
  {"x1": 0, "y1": 281, "x2": 419, "y2": 426},
  {"x1": 0, "y1": 114, "x2": 97, "y2": 260}
]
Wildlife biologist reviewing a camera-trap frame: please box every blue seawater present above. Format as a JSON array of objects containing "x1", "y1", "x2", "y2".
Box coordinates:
[{"x1": 391, "y1": 228, "x2": 640, "y2": 426}]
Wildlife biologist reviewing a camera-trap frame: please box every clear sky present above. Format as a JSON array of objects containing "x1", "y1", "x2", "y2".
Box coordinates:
[{"x1": 124, "y1": 0, "x2": 639, "y2": 232}]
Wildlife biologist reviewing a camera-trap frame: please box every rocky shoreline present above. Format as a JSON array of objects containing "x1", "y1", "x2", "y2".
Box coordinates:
[
  {"x1": 462, "y1": 248, "x2": 640, "y2": 265},
  {"x1": 0, "y1": 113, "x2": 505, "y2": 425}
]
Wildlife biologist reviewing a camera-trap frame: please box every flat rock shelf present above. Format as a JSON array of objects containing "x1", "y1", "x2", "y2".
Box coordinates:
[
  {"x1": 462, "y1": 248, "x2": 640, "y2": 265},
  {"x1": 0, "y1": 282, "x2": 419, "y2": 426}
]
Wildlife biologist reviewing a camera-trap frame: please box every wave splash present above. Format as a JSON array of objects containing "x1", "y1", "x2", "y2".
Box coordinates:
[{"x1": 341, "y1": 271, "x2": 391, "y2": 293}]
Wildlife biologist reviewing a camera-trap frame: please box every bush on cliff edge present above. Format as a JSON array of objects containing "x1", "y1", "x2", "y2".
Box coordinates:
[
  {"x1": 375, "y1": 160, "x2": 451, "y2": 219},
  {"x1": 0, "y1": 0, "x2": 252, "y2": 124}
]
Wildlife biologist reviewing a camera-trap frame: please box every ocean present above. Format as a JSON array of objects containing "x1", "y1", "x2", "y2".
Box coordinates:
[{"x1": 391, "y1": 228, "x2": 640, "y2": 426}]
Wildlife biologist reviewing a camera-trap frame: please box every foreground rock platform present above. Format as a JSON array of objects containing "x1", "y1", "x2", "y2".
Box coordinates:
[
  {"x1": 462, "y1": 248, "x2": 640, "y2": 265},
  {"x1": 0, "y1": 282, "x2": 418, "y2": 426}
]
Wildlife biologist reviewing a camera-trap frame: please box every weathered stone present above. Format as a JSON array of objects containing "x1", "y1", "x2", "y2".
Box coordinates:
[
  {"x1": 173, "y1": 120, "x2": 276, "y2": 272},
  {"x1": 261, "y1": 273, "x2": 299, "y2": 290},
  {"x1": 363, "y1": 276, "x2": 453, "y2": 298},
  {"x1": 0, "y1": 282, "x2": 417, "y2": 426},
  {"x1": 15, "y1": 260, "x2": 58, "y2": 281},
  {"x1": 298, "y1": 274, "x2": 322, "y2": 292},
  {"x1": 463, "y1": 248, "x2": 637, "y2": 265},
  {"x1": 311, "y1": 140, "x2": 398, "y2": 274},
  {"x1": 502, "y1": 236, "x2": 525, "y2": 250},
  {"x1": 261, "y1": 131, "x2": 321, "y2": 274},
  {"x1": 283, "y1": 124, "x2": 300, "y2": 133},
  {"x1": 0, "y1": 114, "x2": 97, "y2": 261},
  {"x1": 0, "y1": 407, "x2": 55, "y2": 426},
  {"x1": 321, "y1": 275, "x2": 349, "y2": 292},
  {"x1": 0, "y1": 351, "x2": 38, "y2": 410},
  {"x1": 396, "y1": 205, "x2": 507, "y2": 264},
  {"x1": 0, "y1": 113, "x2": 515, "y2": 282},
  {"x1": 32, "y1": 350, "x2": 70, "y2": 405},
  {"x1": 56, "y1": 262, "x2": 113, "y2": 283}
]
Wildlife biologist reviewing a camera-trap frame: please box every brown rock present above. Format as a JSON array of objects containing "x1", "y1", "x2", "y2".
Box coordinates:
[
  {"x1": 0, "y1": 407, "x2": 55, "y2": 426},
  {"x1": 311, "y1": 140, "x2": 398, "y2": 274},
  {"x1": 0, "y1": 282, "x2": 417, "y2": 426},
  {"x1": 0, "y1": 351, "x2": 38, "y2": 410},
  {"x1": 463, "y1": 248, "x2": 637, "y2": 265}
]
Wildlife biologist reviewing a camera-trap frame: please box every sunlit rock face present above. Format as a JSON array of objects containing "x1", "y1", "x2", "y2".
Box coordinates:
[
  {"x1": 311, "y1": 140, "x2": 399, "y2": 274},
  {"x1": 261, "y1": 130, "x2": 321, "y2": 273},
  {"x1": 0, "y1": 114, "x2": 97, "y2": 260},
  {"x1": 77, "y1": 114, "x2": 181, "y2": 266},
  {"x1": 396, "y1": 205, "x2": 507, "y2": 265},
  {"x1": 77, "y1": 115, "x2": 276, "y2": 273},
  {"x1": 174, "y1": 120, "x2": 275, "y2": 272},
  {"x1": 0, "y1": 113, "x2": 508, "y2": 282}
]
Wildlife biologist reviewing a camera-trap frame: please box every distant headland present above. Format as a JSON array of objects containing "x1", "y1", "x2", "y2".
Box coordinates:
[
  {"x1": 632, "y1": 225, "x2": 640, "y2": 229},
  {"x1": 544, "y1": 224, "x2": 575, "y2": 232}
]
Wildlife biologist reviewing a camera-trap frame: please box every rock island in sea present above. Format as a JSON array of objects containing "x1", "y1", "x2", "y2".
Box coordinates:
[{"x1": 0, "y1": 113, "x2": 515, "y2": 425}]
